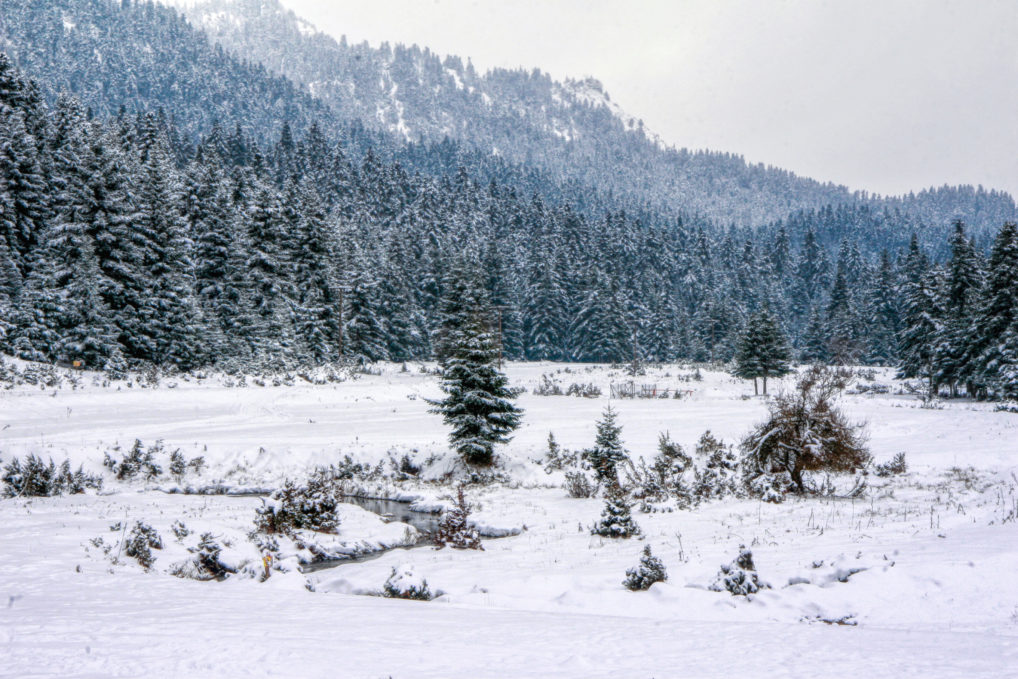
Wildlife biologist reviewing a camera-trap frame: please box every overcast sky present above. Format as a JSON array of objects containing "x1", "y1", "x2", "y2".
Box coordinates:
[{"x1": 279, "y1": 0, "x2": 1018, "y2": 198}]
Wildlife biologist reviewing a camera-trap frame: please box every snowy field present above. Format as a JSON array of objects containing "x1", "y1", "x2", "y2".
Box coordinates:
[{"x1": 2, "y1": 360, "x2": 1018, "y2": 678}]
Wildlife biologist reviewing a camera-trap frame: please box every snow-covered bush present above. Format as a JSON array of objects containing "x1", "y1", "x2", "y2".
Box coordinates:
[
  {"x1": 566, "y1": 382, "x2": 601, "y2": 398},
  {"x1": 2, "y1": 455, "x2": 102, "y2": 497},
  {"x1": 741, "y1": 365, "x2": 870, "y2": 494},
  {"x1": 710, "y1": 546, "x2": 769, "y2": 596},
  {"x1": 745, "y1": 471, "x2": 794, "y2": 503},
  {"x1": 533, "y1": 374, "x2": 563, "y2": 396},
  {"x1": 874, "y1": 452, "x2": 908, "y2": 477},
  {"x1": 540, "y1": 432, "x2": 580, "y2": 473},
  {"x1": 383, "y1": 564, "x2": 433, "y2": 601},
  {"x1": 124, "y1": 521, "x2": 163, "y2": 569},
  {"x1": 105, "y1": 439, "x2": 203, "y2": 484},
  {"x1": 254, "y1": 474, "x2": 340, "y2": 535},
  {"x1": 171, "y1": 520, "x2": 190, "y2": 540},
  {"x1": 564, "y1": 470, "x2": 595, "y2": 498},
  {"x1": 692, "y1": 431, "x2": 740, "y2": 501},
  {"x1": 388, "y1": 452, "x2": 421, "y2": 480},
  {"x1": 434, "y1": 487, "x2": 483, "y2": 550},
  {"x1": 171, "y1": 532, "x2": 231, "y2": 580},
  {"x1": 623, "y1": 545, "x2": 668, "y2": 591},
  {"x1": 592, "y1": 483, "x2": 640, "y2": 538},
  {"x1": 632, "y1": 432, "x2": 691, "y2": 502}
]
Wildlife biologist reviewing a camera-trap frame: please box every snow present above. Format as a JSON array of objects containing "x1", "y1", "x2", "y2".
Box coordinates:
[{"x1": 2, "y1": 360, "x2": 1017, "y2": 677}]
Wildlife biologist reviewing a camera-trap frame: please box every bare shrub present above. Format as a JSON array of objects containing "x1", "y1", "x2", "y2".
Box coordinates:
[
  {"x1": 741, "y1": 365, "x2": 870, "y2": 494},
  {"x1": 564, "y1": 471, "x2": 595, "y2": 498}
]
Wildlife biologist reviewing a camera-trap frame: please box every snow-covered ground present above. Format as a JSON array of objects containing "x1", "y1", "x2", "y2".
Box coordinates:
[{"x1": 2, "y1": 360, "x2": 1017, "y2": 678}]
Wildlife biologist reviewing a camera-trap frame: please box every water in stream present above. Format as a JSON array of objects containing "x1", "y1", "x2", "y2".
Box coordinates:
[{"x1": 300, "y1": 497, "x2": 441, "y2": 573}]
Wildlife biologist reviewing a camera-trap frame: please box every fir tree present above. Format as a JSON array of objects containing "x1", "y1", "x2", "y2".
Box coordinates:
[
  {"x1": 592, "y1": 481, "x2": 640, "y2": 538},
  {"x1": 965, "y1": 222, "x2": 1018, "y2": 397},
  {"x1": 896, "y1": 236, "x2": 942, "y2": 391},
  {"x1": 733, "y1": 307, "x2": 792, "y2": 395},
  {"x1": 428, "y1": 312, "x2": 522, "y2": 466},
  {"x1": 623, "y1": 545, "x2": 668, "y2": 591},
  {"x1": 582, "y1": 406, "x2": 629, "y2": 486}
]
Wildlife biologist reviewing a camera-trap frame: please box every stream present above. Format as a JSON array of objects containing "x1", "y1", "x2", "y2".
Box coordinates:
[{"x1": 299, "y1": 496, "x2": 441, "y2": 573}]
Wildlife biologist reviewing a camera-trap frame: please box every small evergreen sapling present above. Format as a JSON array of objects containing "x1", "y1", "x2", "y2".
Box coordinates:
[
  {"x1": 710, "y1": 545, "x2": 770, "y2": 596},
  {"x1": 434, "y1": 487, "x2": 483, "y2": 550},
  {"x1": 254, "y1": 474, "x2": 340, "y2": 535},
  {"x1": 196, "y1": 533, "x2": 225, "y2": 577},
  {"x1": 582, "y1": 406, "x2": 629, "y2": 487},
  {"x1": 592, "y1": 482, "x2": 640, "y2": 538},
  {"x1": 692, "y1": 431, "x2": 740, "y2": 501},
  {"x1": 624, "y1": 545, "x2": 668, "y2": 591},
  {"x1": 124, "y1": 521, "x2": 163, "y2": 569}
]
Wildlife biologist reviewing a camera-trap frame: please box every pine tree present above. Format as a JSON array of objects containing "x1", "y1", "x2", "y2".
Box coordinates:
[
  {"x1": 288, "y1": 179, "x2": 341, "y2": 363},
  {"x1": 825, "y1": 266, "x2": 852, "y2": 362},
  {"x1": 428, "y1": 311, "x2": 522, "y2": 466},
  {"x1": 623, "y1": 545, "x2": 668, "y2": 590},
  {"x1": 592, "y1": 481, "x2": 640, "y2": 538},
  {"x1": 896, "y1": 235, "x2": 941, "y2": 391},
  {"x1": 966, "y1": 222, "x2": 1018, "y2": 397},
  {"x1": 934, "y1": 221, "x2": 983, "y2": 395},
  {"x1": 733, "y1": 307, "x2": 792, "y2": 395},
  {"x1": 132, "y1": 121, "x2": 205, "y2": 369},
  {"x1": 582, "y1": 406, "x2": 629, "y2": 486},
  {"x1": 800, "y1": 306, "x2": 829, "y2": 363},
  {"x1": 865, "y1": 249, "x2": 900, "y2": 365},
  {"x1": 342, "y1": 247, "x2": 389, "y2": 363}
]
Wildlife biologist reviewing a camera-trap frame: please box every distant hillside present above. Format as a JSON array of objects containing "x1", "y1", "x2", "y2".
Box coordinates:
[
  {"x1": 1, "y1": 0, "x2": 1013, "y2": 231},
  {"x1": 160, "y1": 0, "x2": 866, "y2": 225}
]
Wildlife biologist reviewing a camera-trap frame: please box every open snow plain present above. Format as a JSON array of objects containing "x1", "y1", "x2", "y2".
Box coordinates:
[{"x1": 2, "y1": 361, "x2": 1017, "y2": 678}]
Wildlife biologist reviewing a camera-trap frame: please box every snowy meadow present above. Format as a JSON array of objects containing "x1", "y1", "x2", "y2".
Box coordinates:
[{"x1": 2, "y1": 359, "x2": 1017, "y2": 678}]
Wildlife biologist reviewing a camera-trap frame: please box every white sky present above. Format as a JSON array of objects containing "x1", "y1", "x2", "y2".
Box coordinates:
[{"x1": 279, "y1": 0, "x2": 1018, "y2": 198}]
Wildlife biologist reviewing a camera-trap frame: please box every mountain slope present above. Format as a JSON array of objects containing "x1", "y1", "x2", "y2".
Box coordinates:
[
  {"x1": 0, "y1": 0, "x2": 348, "y2": 146},
  {"x1": 164, "y1": 0, "x2": 871, "y2": 225}
]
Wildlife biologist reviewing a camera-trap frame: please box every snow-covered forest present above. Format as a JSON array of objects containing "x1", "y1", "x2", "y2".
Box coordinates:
[{"x1": 1, "y1": 0, "x2": 1016, "y2": 677}]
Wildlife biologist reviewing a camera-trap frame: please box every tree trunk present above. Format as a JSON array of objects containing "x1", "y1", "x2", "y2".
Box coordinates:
[
  {"x1": 762, "y1": 375, "x2": 768, "y2": 395},
  {"x1": 753, "y1": 378, "x2": 758, "y2": 395}
]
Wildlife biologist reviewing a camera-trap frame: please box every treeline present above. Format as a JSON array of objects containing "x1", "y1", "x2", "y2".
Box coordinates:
[{"x1": 1, "y1": 54, "x2": 1017, "y2": 399}]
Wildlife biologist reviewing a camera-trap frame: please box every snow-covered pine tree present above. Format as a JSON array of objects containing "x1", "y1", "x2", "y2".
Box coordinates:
[
  {"x1": 964, "y1": 222, "x2": 1018, "y2": 398},
  {"x1": 623, "y1": 544, "x2": 668, "y2": 590},
  {"x1": 825, "y1": 260, "x2": 862, "y2": 364},
  {"x1": 132, "y1": 116, "x2": 206, "y2": 369},
  {"x1": 244, "y1": 180, "x2": 295, "y2": 360},
  {"x1": 896, "y1": 235, "x2": 942, "y2": 392},
  {"x1": 288, "y1": 179, "x2": 341, "y2": 364},
  {"x1": 582, "y1": 406, "x2": 629, "y2": 487},
  {"x1": 569, "y1": 270, "x2": 633, "y2": 363},
  {"x1": 342, "y1": 246, "x2": 390, "y2": 364},
  {"x1": 428, "y1": 308, "x2": 522, "y2": 466},
  {"x1": 800, "y1": 306, "x2": 829, "y2": 363},
  {"x1": 434, "y1": 486, "x2": 483, "y2": 550},
  {"x1": 865, "y1": 249, "x2": 900, "y2": 365},
  {"x1": 934, "y1": 221, "x2": 983, "y2": 396},
  {"x1": 734, "y1": 307, "x2": 792, "y2": 394},
  {"x1": 592, "y1": 480, "x2": 640, "y2": 538}
]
